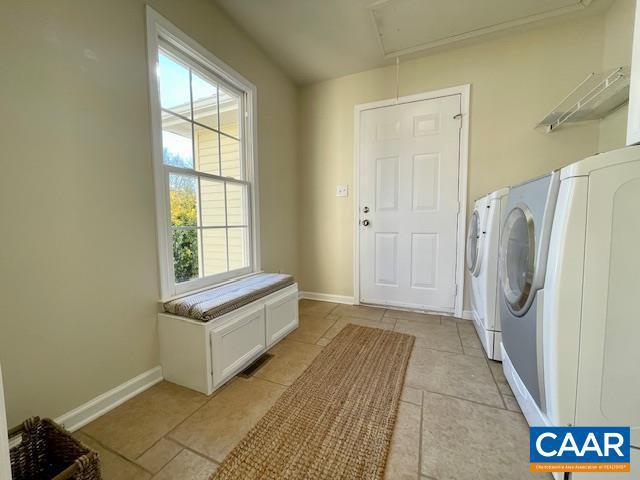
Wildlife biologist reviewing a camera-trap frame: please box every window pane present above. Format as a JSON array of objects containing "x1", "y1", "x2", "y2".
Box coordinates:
[
  {"x1": 228, "y1": 227, "x2": 249, "y2": 271},
  {"x1": 194, "y1": 124, "x2": 220, "y2": 176},
  {"x1": 192, "y1": 73, "x2": 218, "y2": 131},
  {"x1": 169, "y1": 174, "x2": 198, "y2": 227},
  {"x1": 219, "y1": 86, "x2": 240, "y2": 138},
  {"x1": 200, "y1": 178, "x2": 225, "y2": 227},
  {"x1": 162, "y1": 113, "x2": 193, "y2": 168},
  {"x1": 220, "y1": 135, "x2": 241, "y2": 179},
  {"x1": 226, "y1": 182, "x2": 247, "y2": 226},
  {"x1": 172, "y1": 227, "x2": 199, "y2": 283},
  {"x1": 158, "y1": 51, "x2": 191, "y2": 117},
  {"x1": 202, "y1": 228, "x2": 227, "y2": 276}
]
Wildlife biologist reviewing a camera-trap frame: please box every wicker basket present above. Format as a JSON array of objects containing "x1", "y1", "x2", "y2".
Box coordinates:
[{"x1": 9, "y1": 417, "x2": 101, "y2": 480}]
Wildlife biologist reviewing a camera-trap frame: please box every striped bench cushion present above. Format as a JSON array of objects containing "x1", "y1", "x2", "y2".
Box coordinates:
[{"x1": 163, "y1": 273, "x2": 295, "y2": 322}]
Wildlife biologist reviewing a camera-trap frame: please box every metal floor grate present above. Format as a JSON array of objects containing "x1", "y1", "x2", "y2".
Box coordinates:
[{"x1": 238, "y1": 353, "x2": 274, "y2": 378}]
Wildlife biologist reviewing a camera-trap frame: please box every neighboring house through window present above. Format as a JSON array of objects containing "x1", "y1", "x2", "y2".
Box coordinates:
[{"x1": 146, "y1": 8, "x2": 259, "y2": 299}]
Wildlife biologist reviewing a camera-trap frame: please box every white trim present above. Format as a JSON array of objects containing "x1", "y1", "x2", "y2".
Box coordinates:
[
  {"x1": 145, "y1": 6, "x2": 260, "y2": 301},
  {"x1": 461, "y1": 309, "x2": 474, "y2": 320},
  {"x1": 369, "y1": 0, "x2": 592, "y2": 59},
  {"x1": 56, "y1": 367, "x2": 163, "y2": 433},
  {"x1": 353, "y1": 84, "x2": 470, "y2": 318},
  {"x1": 298, "y1": 291, "x2": 355, "y2": 305}
]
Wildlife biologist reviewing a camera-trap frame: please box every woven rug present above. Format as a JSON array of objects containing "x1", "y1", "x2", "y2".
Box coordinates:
[{"x1": 210, "y1": 324, "x2": 415, "y2": 480}]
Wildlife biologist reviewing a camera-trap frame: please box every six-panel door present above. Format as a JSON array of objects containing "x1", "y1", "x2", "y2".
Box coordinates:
[{"x1": 359, "y1": 95, "x2": 462, "y2": 312}]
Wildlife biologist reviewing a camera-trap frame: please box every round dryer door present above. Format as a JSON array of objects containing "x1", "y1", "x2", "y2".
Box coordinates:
[
  {"x1": 466, "y1": 210, "x2": 481, "y2": 275},
  {"x1": 500, "y1": 205, "x2": 535, "y2": 316}
]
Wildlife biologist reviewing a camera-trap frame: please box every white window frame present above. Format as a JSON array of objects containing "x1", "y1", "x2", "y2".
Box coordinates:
[{"x1": 146, "y1": 6, "x2": 260, "y2": 301}]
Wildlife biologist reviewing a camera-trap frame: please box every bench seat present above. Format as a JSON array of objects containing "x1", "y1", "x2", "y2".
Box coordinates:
[
  {"x1": 158, "y1": 273, "x2": 298, "y2": 395},
  {"x1": 163, "y1": 272, "x2": 295, "y2": 322}
]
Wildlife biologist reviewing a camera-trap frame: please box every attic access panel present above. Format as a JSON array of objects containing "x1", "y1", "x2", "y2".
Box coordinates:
[{"x1": 370, "y1": 0, "x2": 592, "y2": 58}]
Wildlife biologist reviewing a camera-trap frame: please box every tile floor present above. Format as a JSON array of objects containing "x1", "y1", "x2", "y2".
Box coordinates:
[{"x1": 76, "y1": 300, "x2": 549, "y2": 479}]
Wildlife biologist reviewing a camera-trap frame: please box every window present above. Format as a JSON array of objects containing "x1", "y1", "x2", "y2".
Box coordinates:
[{"x1": 146, "y1": 8, "x2": 258, "y2": 299}]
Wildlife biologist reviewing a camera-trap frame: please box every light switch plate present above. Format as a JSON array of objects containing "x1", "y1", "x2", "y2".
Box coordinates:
[{"x1": 336, "y1": 185, "x2": 349, "y2": 197}]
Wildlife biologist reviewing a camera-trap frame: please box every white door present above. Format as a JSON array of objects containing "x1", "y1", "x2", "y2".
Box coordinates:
[{"x1": 359, "y1": 95, "x2": 462, "y2": 312}]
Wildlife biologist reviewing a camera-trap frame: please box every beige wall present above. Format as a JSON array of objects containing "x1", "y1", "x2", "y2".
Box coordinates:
[
  {"x1": 0, "y1": 0, "x2": 298, "y2": 427},
  {"x1": 599, "y1": 0, "x2": 636, "y2": 151},
  {"x1": 298, "y1": 15, "x2": 608, "y2": 306}
]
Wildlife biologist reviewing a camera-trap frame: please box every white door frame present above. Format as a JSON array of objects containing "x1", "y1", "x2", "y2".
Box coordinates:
[{"x1": 353, "y1": 84, "x2": 470, "y2": 318}]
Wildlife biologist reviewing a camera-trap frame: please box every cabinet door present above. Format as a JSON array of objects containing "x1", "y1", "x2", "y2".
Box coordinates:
[
  {"x1": 210, "y1": 306, "x2": 266, "y2": 388},
  {"x1": 265, "y1": 287, "x2": 299, "y2": 347}
]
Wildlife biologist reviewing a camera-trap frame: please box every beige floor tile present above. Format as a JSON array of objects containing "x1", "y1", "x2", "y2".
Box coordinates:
[
  {"x1": 384, "y1": 309, "x2": 441, "y2": 325},
  {"x1": 82, "y1": 381, "x2": 207, "y2": 460},
  {"x1": 331, "y1": 304, "x2": 385, "y2": 321},
  {"x1": 462, "y1": 344, "x2": 486, "y2": 358},
  {"x1": 503, "y1": 394, "x2": 521, "y2": 412},
  {"x1": 298, "y1": 299, "x2": 338, "y2": 317},
  {"x1": 255, "y1": 339, "x2": 323, "y2": 386},
  {"x1": 152, "y1": 449, "x2": 217, "y2": 480},
  {"x1": 421, "y1": 391, "x2": 549, "y2": 479},
  {"x1": 488, "y1": 360, "x2": 514, "y2": 396},
  {"x1": 322, "y1": 316, "x2": 394, "y2": 340},
  {"x1": 439, "y1": 316, "x2": 462, "y2": 327},
  {"x1": 286, "y1": 314, "x2": 336, "y2": 344},
  {"x1": 384, "y1": 401, "x2": 421, "y2": 480},
  {"x1": 135, "y1": 438, "x2": 182, "y2": 474},
  {"x1": 169, "y1": 377, "x2": 286, "y2": 463},
  {"x1": 316, "y1": 337, "x2": 331, "y2": 346},
  {"x1": 74, "y1": 432, "x2": 151, "y2": 480},
  {"x1": 394, "y1": 320, "x2": 463, "y2": 354},
  {"x1": 457, "y1": 322, "x2": 482, "y2": 349},
  {"x1": 400, "y1": 386, "x2": 423, "y2": 406},
  {"x1": 406, "y1": 348, "x2": 503, "y2": 407}
]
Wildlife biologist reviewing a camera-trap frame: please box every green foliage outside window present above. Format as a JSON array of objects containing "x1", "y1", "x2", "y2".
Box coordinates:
[{"x1": 166, "y1": 148, "x2": 199, "y2": 283}]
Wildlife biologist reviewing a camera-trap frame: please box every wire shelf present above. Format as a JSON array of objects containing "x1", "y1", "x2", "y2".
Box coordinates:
[{"x1": 537, "y1": 66, "x2": 630, "y2": 132}]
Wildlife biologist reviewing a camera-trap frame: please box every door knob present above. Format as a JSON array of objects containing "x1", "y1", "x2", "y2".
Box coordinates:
[{"x1": 362, "y1": 219, "x2": 370, "y2": 226}]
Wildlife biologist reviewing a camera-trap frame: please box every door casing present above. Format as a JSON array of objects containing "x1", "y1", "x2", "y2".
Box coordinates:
[{"x1": 353, "y1": 85, "x2": 470, "y2": 318}]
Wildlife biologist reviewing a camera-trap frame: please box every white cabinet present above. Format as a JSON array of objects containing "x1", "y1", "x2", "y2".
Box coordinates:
[
  {"x1": 627, "y1": 0, "x2": 640, "y2": 145},
  {"x1": 210, "y1": 305, "x2": 266, "y2": 388},
  {"x1": 265, "y1": 289, "x2": 299, "y2": 347},
  {"x1": 158, "y1": 283, "x2": 299, "y2": 395}
]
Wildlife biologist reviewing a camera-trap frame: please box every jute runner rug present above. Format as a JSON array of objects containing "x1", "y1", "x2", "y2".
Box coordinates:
[{"x1": 210, "y1": 324, "x2": 415, "y2": 480}]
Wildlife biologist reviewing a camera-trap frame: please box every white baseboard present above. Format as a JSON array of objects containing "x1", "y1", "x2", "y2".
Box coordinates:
[
  {"x1": 299, "y1": 291, "x2": 355, "y2": 305},
  {"x1": 461, "y1": 309, "x2": 474, "y2": 320},
  {"x1": 56, "y1": 366, "x2": 163, "y2": 433}
]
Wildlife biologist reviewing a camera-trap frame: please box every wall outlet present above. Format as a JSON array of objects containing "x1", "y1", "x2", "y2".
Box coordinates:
[{"x1": 336, "y1": 185, "x2": 349, "y2": 197}]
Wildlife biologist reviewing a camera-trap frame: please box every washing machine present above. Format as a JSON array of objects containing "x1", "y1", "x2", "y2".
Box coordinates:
[
  {"x1": 500, "y1": 146, "x2": 640, "y2": 478},
  {"x1": 498, "y1": 170, "x2": 561, "y2": 425},
  {"x1": 542, "y1": 146, "x2": 640, "y2": 478},
  {"x1": 467, "y1": 188, "x2": 509, "y2": 360},
  {"x1": 467, "y1": 194, "x2": 488, "y2": 324}
]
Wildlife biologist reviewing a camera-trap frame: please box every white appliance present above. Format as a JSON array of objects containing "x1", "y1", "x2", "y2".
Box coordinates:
[
  {"x1": 501, "y1": 146, "x2": 640, "y2": 479},
  {"x1": 467, "y1": 194, "x2": 488, "y2": 320},
  {"x1": 467, "y1": 188, "x2": 509, "y2": 360},
  {"x1": 627, "y1": 0, "x2": 640, "y2": 145},
  {"x1": 499, "y1": 170, "x2": 561, "y2": 425}
]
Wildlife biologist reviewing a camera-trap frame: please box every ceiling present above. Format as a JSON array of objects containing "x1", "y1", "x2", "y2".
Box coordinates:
[{"x1": 215, "y1": 0, "x2": 612, "y2": 85}]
